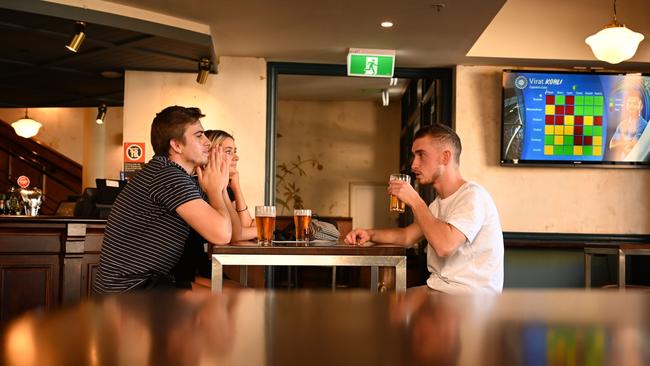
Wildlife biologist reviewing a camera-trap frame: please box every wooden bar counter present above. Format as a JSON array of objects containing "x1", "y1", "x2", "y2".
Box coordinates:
[{"x1": 0, "y1": 216, "x2": 106, "y2": 322}]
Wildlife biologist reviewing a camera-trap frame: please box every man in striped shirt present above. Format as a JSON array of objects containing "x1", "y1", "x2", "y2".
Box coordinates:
[{"x1": 94, "y1": 106, "x2": 232, "y2": 293}]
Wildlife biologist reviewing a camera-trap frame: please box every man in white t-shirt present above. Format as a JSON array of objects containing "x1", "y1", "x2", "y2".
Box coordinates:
[{"x1": 345, "y1": 124, "x2": 504, "y2": 293}]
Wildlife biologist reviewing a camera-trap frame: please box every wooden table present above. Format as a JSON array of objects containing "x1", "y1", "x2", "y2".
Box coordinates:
[
  {"x1": 2, "y1": 290, "x2": 649, "y2": 366},
  {"x1": 211, "y1": 241, "x2": 407, "y2": 292},
  {"x1": 584, "y1": 242, "x2": 650, "y2": 289}
]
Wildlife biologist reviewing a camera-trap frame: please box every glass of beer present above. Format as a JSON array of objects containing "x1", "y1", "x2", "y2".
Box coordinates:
[
  {"x1": 389, "y1": 174, "x2": 411, "y2": 213},
  {"x1": 255, "y1": 206, "x2": 276, "y2": 246},
  {"x1": 294, "y1": 209, "x2": 312, "y2": 242}
]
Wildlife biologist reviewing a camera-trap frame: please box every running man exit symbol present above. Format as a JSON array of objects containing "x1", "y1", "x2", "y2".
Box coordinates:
[{"x1": 364, "y1": 57, "x2": 378, "y2": 75}]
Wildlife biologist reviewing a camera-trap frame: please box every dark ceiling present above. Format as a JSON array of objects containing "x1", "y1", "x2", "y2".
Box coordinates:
[{"x1": 0, "y1": 7, "x2": 212, "y2": 108}]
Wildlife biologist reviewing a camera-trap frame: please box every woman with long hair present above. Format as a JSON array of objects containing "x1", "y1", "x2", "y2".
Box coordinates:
[{"x1": 204, "y1": 130, "x2": 257, "y2": 241}]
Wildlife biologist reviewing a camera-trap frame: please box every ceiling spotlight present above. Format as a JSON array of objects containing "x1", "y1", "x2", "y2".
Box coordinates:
[
  {"x1": 381, "y1": 21, "x2": 393, "y2": 28},
  {"x1": 65, "y1": 21, "x2": 86, "y2": 53},
  {"x1": 196, "y1": 57, "x2": 211, "y2": 84},
  {"x1": 12, "y1": 108, "x2": 42, "y2": 138},
  {"x1": 96, "y1": 104, "x2": 107, "y2": 124},
  {"x1": 382, "y1": 90, "x2": 390, "y2": 107},
  {"x1": 585, "y1": 0, "x2": 644, "y2": 64}
]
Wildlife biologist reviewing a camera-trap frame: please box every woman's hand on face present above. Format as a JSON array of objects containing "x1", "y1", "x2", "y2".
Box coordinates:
[{"x1": 197, "y1": 146, "x2": 230, "y2": 194}]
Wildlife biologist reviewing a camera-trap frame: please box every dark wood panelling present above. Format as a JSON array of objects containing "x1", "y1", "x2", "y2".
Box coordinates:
[
  {"x1": 0, "y1": 217, "x2": 106, "y2": 322},
  {"x1": 0, "y1": 254, "x2": 59, "y2": 321}
]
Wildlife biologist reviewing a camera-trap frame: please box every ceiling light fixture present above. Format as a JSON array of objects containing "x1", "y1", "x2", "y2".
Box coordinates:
[
  {"x1": 382, "y1": 90, "x2": 390, "y2": 107},
  {"x1": 65, "y1": 21, "x2": 86, "y2": 53},
  {"x1": 96, "y1": 104, "x2": 107, "y2": 124},
  {"x1": 585, "y1": 0, "x2": 644, "y2": 64},
  {"x1": 12, "y1": 108, "x2": 42, "y2": 138},
  {"x1": 381, "y1": 21, "x2": 393, "y2": 28},
  {"x1": 389, "y1": 77, "x2": 398, "y2": 86},
  {"x1": 196, "y1": 57, "x2": 211, "y2": 84}
]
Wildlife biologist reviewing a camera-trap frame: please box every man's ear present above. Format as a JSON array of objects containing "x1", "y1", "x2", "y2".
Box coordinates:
[
  {"x1": 441, "y1": 149, "x2": 452, "y2": 166},
  {"x1": 169, "y1": 138, "x2": 183, "y2": 155}
]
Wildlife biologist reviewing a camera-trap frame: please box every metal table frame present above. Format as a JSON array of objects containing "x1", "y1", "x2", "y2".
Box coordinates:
[
  {"x1": 584, "y1": 245, "x2": 650, "y2": 290},
  {"x1": 212, "y1": 253, "x2": 407, "y2": 293}
]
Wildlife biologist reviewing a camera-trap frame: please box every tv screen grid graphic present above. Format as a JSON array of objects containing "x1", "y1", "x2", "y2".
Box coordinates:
[{"x1": 502, "y1": 70, "x2": 650, "y2": 166}]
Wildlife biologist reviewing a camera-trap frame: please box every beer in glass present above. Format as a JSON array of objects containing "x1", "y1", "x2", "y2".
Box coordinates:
[
  {"x1": 389, "y1": 174, "x2": 411, "y2": 213},
  {"x1": 255, "y1": 206, "x2": 276, "y2": 246},
  {"x1": 294, "y1": 209, "x2": 312, "y2": 241}
]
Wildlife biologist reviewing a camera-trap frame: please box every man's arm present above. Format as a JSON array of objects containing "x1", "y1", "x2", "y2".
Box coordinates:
[
  {"x1": 177, "y1": 197, "x2": 231, "y2": 244},
  {"x1": 409, "y1": 199, "x2": 466, "y2": 257},
  {"x1": 345, "y1": 223, "x2": 422, "y2": 246},
  {"x1": 389, "y1": 180, "x2": 466, "y2": 257}
]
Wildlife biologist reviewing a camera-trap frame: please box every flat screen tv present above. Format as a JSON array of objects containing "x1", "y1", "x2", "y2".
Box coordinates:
[{"x1": 501, "y1": 70, "x2": 650, "y2": 167}]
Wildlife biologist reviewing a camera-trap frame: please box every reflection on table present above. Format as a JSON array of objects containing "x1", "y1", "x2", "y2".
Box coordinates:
[{"x1": 1, "y1": 290, "x2": 649, "y2": 366}]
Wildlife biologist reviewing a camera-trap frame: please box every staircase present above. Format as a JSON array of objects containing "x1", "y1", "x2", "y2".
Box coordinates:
[{"x1": 0, "y1": 121, "x2": 82, "y2": 214}]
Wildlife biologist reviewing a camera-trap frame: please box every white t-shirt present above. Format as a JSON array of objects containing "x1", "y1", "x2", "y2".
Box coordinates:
[{"x1": 425, "y1": 181, "x2": 504, "y2": 294}]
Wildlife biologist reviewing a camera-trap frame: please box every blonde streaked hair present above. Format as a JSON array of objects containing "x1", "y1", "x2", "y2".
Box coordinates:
[{"x1": 204, "y1": 129, "x2": 234, "y2": 146}]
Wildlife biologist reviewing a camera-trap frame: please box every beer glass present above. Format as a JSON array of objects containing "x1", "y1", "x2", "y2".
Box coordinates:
[
  {"x1": 255, "y1": 206, "x2": 276, "y2": 246},
  {"x1": 389, "y1": 174, "x2": 411, "y2": 213},
  {"x1": 294, "y1": 209, "x2": 312, "y2": 242}
]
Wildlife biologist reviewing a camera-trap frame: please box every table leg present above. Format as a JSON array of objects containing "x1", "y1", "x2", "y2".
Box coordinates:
[
  {"x1": 331, "y1": 266, "x2": 337, "y2": 291},
  {"x1": 618, "y1": 249, "x2": 625, "y2": 291},
  {"x1": 396, "y1": 258, "x2": 406, "y2": 292},
  {"x1": 240, "y1": 265, "x2": 248, "y2": 287},
  {"x1": 584, "y1": 252, "x2": 592, "y2": 289},
  {"x1": 211, "y1": 258, "x2": 223, "y2": 293},
  {"x1": 371, "y1": 266, "x2": 378, "y2": 293}
]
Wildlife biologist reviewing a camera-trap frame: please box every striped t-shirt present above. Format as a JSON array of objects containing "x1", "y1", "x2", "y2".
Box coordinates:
[{"x1": 94, "y1": 155, "x2": 204, "y2": 293}]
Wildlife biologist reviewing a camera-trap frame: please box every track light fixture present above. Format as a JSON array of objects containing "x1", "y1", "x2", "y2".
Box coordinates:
[
  {"x1": 96, "y1": 104, "x2": 107, "y2": 124},
  {"x1": 196, "y1": 57, "x2": 211, "y2": 84},
  {"x1": 65, "y1": 21, "x2": 86, "y2": 53}
]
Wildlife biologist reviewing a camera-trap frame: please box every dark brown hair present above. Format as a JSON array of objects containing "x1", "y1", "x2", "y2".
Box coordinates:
[
  {"x1": 414, "y1": 124, "x2": 462, "y2": 164},
  {"x1": 150, "y1": 106, "x2": 205, "y2": 157}
]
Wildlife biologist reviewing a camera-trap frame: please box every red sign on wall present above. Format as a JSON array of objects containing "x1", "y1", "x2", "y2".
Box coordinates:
[
  {"x1": 124, "y1": 142, "x2": 145, "y2": 163},
  {"x1": 123, "y1": 142, "x2": 145, "y2": 179},
  {"x1": 17, "y1": 175, "x2": 30, "y2": 188}
]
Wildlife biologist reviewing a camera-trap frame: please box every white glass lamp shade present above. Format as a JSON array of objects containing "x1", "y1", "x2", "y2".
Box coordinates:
[
  {"x1": 586, "y1": 25, "x2": 644, "y2": 64},
  {"x1": 12, "y1": 118, "x2": 42, "y2": 138}
]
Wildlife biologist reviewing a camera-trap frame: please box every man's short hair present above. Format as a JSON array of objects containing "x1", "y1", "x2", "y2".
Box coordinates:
[
  {"x1": 151, "y1": 106, "x2": 205, "y2": 157},
  {"x1": 414, "y1": 124, "x2": 462, "y2": 164}
]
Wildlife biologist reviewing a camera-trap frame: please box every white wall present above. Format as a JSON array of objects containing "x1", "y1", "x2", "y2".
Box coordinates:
[
  {"x1": 123, "y1": 56, "x2": 267, "y2": 209},
  {"x1": 276, "y1": 100, "x2": 400, "y2": 217},
  {"x1": 456, "y1": 65, "x2": 650, "y2": 234}
]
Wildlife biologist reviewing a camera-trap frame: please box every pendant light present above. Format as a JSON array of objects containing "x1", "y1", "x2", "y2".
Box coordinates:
[
  {"x1": 585, "y1": 0, "x2": 644, "y2": 64},
  {"x1": 11, "y1": 109, "x2": 42, "y2": 138}
]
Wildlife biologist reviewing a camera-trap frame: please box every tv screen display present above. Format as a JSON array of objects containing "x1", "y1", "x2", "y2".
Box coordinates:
[{"x1": 501, "y1": 70, "x2": 650, "y2": 167}]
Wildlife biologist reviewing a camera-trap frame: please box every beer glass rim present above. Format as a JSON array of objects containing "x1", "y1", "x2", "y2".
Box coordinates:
[
  {"x1": 255, "y1": 205, "x2": 276, "y2": 216},
  {"x1": 294, "y1": 209, "x2": 311, "y2": 215},
  {"x1": 390, "y1": 173, "x2": 411, "y2": 182}
]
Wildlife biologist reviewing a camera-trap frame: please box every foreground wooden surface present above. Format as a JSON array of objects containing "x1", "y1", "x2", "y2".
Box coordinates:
[{"x1": 2, "y1": 289, "x2": 649, "y2": 365}]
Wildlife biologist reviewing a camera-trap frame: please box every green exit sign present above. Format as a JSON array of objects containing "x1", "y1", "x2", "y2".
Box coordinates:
[{"x1": 347, "y1": 48, "x2": 395, "y2": 78}]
